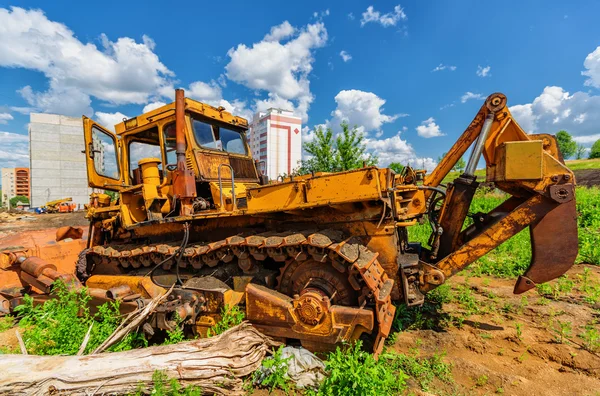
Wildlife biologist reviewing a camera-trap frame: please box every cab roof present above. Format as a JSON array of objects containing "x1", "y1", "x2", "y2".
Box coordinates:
[{"x1": 114, "y1": 98, "x2": 249, "y2": 135}]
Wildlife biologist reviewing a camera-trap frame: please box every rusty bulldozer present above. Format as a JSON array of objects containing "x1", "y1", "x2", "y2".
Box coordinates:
[{"x1": 0, "y1": 91, "x2": 578, "y2": 356}]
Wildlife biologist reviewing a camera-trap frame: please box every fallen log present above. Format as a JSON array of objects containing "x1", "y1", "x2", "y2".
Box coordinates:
[{"x1": 0, "y1": 322, "x2": 278, "y2": 395}]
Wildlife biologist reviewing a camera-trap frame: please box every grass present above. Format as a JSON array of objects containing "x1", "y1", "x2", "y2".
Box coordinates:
[
  {"x1": 409, "y1": 186, "x2": 600, "y2": 280},
  {"x1": 131, "y1": 371, "x2": 202, "y2": 396},
  {"x1": 565, "y1": 158, "x2": 600, "y2": 170}
]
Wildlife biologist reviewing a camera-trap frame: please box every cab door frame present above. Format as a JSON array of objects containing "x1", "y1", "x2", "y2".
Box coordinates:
[{"x1": 82, "y1": 116, "x2": 125, "y2": 191}]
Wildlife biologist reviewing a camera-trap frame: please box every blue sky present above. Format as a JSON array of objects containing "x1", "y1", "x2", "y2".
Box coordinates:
[{"x1": 2, "y1": 1, "x2": 600, "y2": 174}]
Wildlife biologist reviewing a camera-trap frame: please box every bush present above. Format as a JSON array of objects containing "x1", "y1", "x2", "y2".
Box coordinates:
[
  {"x1": 317, "y1": 341, "x2": 408, "y2": 395},
  {"x1": 14, "y1": 280, "x2": 146, "y2": 355}
]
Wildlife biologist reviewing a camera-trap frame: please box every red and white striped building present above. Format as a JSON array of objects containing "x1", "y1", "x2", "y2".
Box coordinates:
[{"x1": 249, "y1": 108, "x2": 302, "y2": 180}]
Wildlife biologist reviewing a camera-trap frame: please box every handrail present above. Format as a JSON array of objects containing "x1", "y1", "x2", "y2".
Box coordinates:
[{"x1": 217, "y1": 164, "x2": 236, "y2": 211}]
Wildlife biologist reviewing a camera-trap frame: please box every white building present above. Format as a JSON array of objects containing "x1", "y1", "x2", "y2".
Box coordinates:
[
  {"x1": 29, "y1": 114, "x2": 92, "y2": 208},
  {"x1": 1, "y1": 168, "x2": 15, "y2": 206},
  {"x1": 248, "y1": 108, "x2": 302, "y2": 180}
]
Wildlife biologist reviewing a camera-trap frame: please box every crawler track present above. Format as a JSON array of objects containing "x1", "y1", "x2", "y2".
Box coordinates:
[{"x1": 81, "y1": 229, "x2": 396, "y2": 352}]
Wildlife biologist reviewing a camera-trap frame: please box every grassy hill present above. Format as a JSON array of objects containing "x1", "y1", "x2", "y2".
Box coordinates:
[{"x1": 437, "y1": 158, "x2": 600, "y2": 185}]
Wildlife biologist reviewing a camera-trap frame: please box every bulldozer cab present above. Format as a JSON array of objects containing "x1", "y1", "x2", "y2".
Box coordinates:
[{"x1": 83, "y1": 99, "x2": 260, "y2": 193}]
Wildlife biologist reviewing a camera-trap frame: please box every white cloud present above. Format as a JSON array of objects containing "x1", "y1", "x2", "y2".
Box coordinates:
[
  {"x1": 19, "y1": 85, "x2": 93, "y2": 116},
  {"x1": 0, "y1": 7, "x2": 174, "y2": 116},
  {"x1": 225, "y1": 20, "x2": 327, "y2": 122},
  {"x1": 331, "y1": 90, "x2": 400, "y2": 133},
  {"x1": 573, "y1": 134, "x2": 600, "y2": 144},
  {"x1": 432, "y1": 64, "x2": 457, "y2": 72},
  {"x1": 264, "y1": 21, "x2": 296, "y2": 42},
  {"x1": 340, "y1": 50, "x2": 352, "y2": 62},
  {"x1": 95, "y1": 111, "x2": 129, "y2": 131},
  {"x1": 186, "y1": 80, "x2": 252, "y2": 121},
  {"x1": 461, "y1": 92, "x2": 484, "y2": 103},
  {"x1": 0, "y1": 131, "x2": 29, "y2": 168},
  {"x1": 142, "y1": 101, "x2": 166, "y2": 113},
  {"x1": 347, "y1": 13, "x2": 355, "y2": 20},
  {"x1": 188, "y1": 81, "x2": 223, "y2": 102},
  {"x1": 365, "y1": 132, "x2": 437, "y2": 170},
  {"x1": 582, "y1": 46, "x2": 600, "y2": 88},
  {"x1": 361, "y1": 5, "x2": 407, "y2": 27},
  {"x1": 476, "y1": 65, "x2": 491, "y2": 77},
  {"x1": 508, "y1": 85, "x2": 600, "y2": 145},
  {"x1": 416, "y1": 117, "x2": 444, "y2": 138},
  {"x1": 0, "y1": 113, "x2": 13, "y2": 124}
]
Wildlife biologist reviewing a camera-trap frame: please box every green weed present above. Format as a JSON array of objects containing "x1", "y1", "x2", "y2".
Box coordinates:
[
  {"x1": 515, "y1": 323, "x2": 524, "y2": 341},
  {"x1": 579, "y1": 324, "x2": 600, "y2": 353},
  {"x1": 391, "y1": 349, "x2": 453, "y2": 391},
  {"x1": 131, "y1": 370, "x2": 202, "y2": 396},
  {"x1": 317, "y1": 341, "x2": 408, "y2": 395},
  {"x1": 552, "y1": 319, "x2": 573, "y2": 344},
  {"x1": 475, "y1": 374, "x2": 488, "y2": 387},
  {"x1": 254, "y1": 346, "x2": 293, "y2": 394},
  {"x1": 14, "y1": 280, "x2": 146, "y2": 355},
  {"x1": 0, "y1": 315, "x2": 14, "y2": 332},
  {"x1": 206, "y1": 305, "x2": 245, "y2": 337}
]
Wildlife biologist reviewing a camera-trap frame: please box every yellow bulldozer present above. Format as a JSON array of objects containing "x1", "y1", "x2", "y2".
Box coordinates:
[{"x1": 0, "y1": 90, "x2": 578, "y2": 356}]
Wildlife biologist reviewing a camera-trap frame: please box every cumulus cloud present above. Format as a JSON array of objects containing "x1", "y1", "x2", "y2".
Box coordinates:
[
  {"x1": 225, "y1": 20, "x2": 327, "y2": 122},
  {"x1": 264, "y1": 21, "x2": 296, "y2": 42},
  {"x1": 0, "y1": 113, "x2": 13, "y2": 124},
  {"x1": 95, "y1": 111, "x2": 129, "y2": 131},
  {"x1": 0, "y1": 7, "x2": 174, "y2": 116},
  {"x1": 331, "y1": 89, "x2": 401, "y2": 133},
  {"x1": 582, "y1": 46, "x2": 600, "y2": 88},
  {"x1": 188, "y1": 81, "x2": 223, "y2": 102},
  {"x1": 186, "y1": 80, "x2": 252, "y2": 121},
  {"x1": 476, "y1": 65, "x2": 491, "y2": 77},
  {"x1": 461, "y1": 92, "x2": 484, "y2": 103},
  {"x1": 0, "y1": 131, "x2": 29, "y2": 168},
  {"x1": 142, "y1": 101, "x2": 166, "y2": 113},
  {"x1": 365, "y1": 132, "x2": 436, "y2": 170},
  {"x1": 360, "y1": 5, "x2": 407, "y2": 27},
  {"x1": 432, "y1": 64, "x2": 457, "y2": 72},
  {"x1": 416, "y1": 117, "x2": 444, "y2": 138},
  {"x1": 508, "y1": 85, "x2": 600, "y2": 145},
  {"x1": 340, "y1": 50, "x2": 352, "y2": 62}
]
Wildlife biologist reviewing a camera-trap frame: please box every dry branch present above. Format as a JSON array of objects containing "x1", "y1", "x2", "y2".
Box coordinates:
[
  {"x1": 0, "y1": 322, "x2": 278, "y2": 395},
  {"x1": 92, "y1": 286, "x2": 172, "y2": 354}
]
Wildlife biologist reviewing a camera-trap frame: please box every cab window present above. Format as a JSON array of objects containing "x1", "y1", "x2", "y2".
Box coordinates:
[
  {"x1": 91, "y1": 126, "x2": 120, "y2": 180},
  {"x1": 127, "y1": 127, "x2": 162, "y2": 182},
  {"x1": 163, "y1": 122, "x2": 177, "y2": 165},
  {"x1": 192, "y1": 117, "x2": 247, "y2": 155}
]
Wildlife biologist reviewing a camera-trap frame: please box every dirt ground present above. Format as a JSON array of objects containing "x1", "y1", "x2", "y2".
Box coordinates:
[
  {"x1": 1, "y1": 212, "x2": 598, "y2": 395},
  {"x1": 0, "y1": 211, "x2": 87, "y2": 239},
  {"x1": 574, "y1": 169, "x2": 600, "y2": 187},
  {"x1": 391, "y1": 266, "x2": 600, "y2": 396}
]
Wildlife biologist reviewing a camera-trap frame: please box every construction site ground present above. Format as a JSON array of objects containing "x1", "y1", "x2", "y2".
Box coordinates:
[{"x1": 1, "y1": 211, "x2": 599, "y2": 395}]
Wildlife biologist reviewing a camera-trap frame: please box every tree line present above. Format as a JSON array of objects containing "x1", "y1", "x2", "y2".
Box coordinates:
[{"x1": 556, "y1": 130, "x2": 600, "y2": 160}]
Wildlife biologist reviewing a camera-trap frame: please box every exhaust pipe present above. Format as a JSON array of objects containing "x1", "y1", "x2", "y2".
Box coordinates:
[{"x1": 172, "y1": 89, "x2": 197, "y2": 215}]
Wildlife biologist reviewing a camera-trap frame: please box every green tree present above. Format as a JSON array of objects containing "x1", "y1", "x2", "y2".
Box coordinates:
[
  {"x1": 437, "y1": 152, "x2": 466, "y2": 172},
  {"x1": 297, "y1": 123, "x2": 377, "y2": 174},
  {"x1": 10, "y1": 195, "x2": 29, "y2": 208},
  {"x1": 590, "y1": 139, "x2": 600, "y2": 159},
  {"x1": 336, "y1": 121, "x2": 377, "y2": 170},
  {"x1": 556, "y1": 130, "x2": 577, "y2": 159},
  {"x1": 388, "y1": 162, "x2": 405, "y2": 173},
  {"x1": 575, "y1": 144, "x2": 587, "y2": 160},
  {"x1": 300, "y1": 126, "x2": 338, "y2": 173}
]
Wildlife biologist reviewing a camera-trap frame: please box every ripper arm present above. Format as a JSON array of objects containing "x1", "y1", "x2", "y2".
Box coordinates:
[{"x1": 416, "y1": 93, "x2": 578, "y2": 295}]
